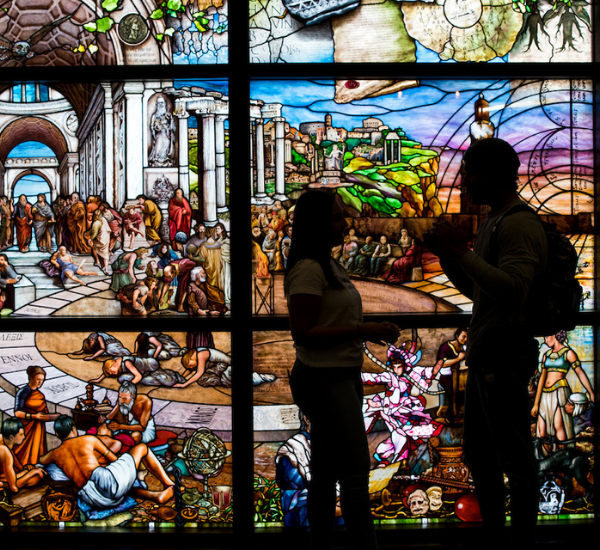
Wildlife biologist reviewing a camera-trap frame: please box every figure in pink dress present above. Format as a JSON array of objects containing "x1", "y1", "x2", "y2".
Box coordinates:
[{"x1": 362, "y1": 340, "x2": 443, "y2": 467}]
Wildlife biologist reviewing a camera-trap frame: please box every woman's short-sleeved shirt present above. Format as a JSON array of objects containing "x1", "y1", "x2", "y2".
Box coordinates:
[{"x1": 285, "y1": 258, "x2": 363, "y2": 367}]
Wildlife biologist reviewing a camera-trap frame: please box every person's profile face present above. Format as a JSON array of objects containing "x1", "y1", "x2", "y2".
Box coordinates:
[
  {"x1": 118, "y1": 391, "x2": 132, "y2": 405},
  {"x1": 11, "y1": 428, "x2": 26, "y2": 446},
  {"x1": 330, "y1": 202, "x2": 347, "y2": 247},
  {"x1": 461, "y1": 159, "x2": 487, "y2": 205},
  {"x1": 31, "y1": 373, "x2": 45, "y2": 389},
  {"x1": 544, "y1": 335, "x2": 557, "y2": 347},
  {"x1": 457, "y1": 331, "x2": 467, "y2": 345}
]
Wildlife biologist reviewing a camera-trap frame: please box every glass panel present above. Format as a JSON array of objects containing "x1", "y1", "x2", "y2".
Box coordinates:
[
  {"x1": 24, "y1": 84, "x2": 36, "y2": 103},
  {"x1": 0, "y1": 1, "x2": 228, "y2": 67},
  {"x1": 249, "y1": 0, "x2": 593, "y2": 63},
  {"x1": 12, "y1": 85, "x2": 22, "y2": 103},
  {"x1": 253, "y1": 326, "x2": 595, "y2": 526},
  {"x1": 39, "y1": 85, "x2": 50, "y2": 103},
  {"x1": 0, "y1": 79, "x2": 230, "y2": 317},
  {"x1": 250, "y1": 78, "x2": 594, "y2": 314},
  {"x1": 0, "y1": 330, "x2": 232, "y2": 527}
]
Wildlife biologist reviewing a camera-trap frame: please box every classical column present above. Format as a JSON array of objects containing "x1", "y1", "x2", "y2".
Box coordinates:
[
  {"x1": 215, "y1": 113, "x2": 228, "y2": 213},
  {"x1": 174, "y1": 100, "x2": 191, "y2": 198},
  {"x1": 0, "y1": 159, "x2": 5, "y2": 197},
  {"x1": 199, "y1": 112, "x2": 218, "y2": 227},
  {"x1": 101, "y1": 84, "x2": 115, "y2": 207},
  {"x1": 253, "y1": 118, "x2": 272, "y2": 205},
  {"x1": 250, "y1": 119, "x2": 255, "y2": 200},
  {"x1": 273, "y1": 117, "x2": 287, "y2": 201},
  {"x1": 51, "y1": 171, "x2": 59, "y2": 202},
  {"x1": 123, "y1": 82, "x2": 145, "y2": 198},
  {"x1": 255, "y1": 118, "x2": 266, "y2": 198},
  {"x1": 58, "y1": 153, "x2": 80, "y2": 196}
]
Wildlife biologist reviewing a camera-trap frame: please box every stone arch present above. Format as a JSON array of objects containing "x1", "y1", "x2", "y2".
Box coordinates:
[
  {"x1": 10, "y1": 169, "x2": 57, "y2": 201},
  {"x1": 0, "y1": 116, "x2": 68, "y2": 164}
]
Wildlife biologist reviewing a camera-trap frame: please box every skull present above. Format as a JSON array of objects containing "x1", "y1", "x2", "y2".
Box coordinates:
[
  {"x1": 407, "y1": 489, "x2": 430, "y2": 516},
  {"x1": 12, "y1": 41, "x2": 31, "y2": 58}
]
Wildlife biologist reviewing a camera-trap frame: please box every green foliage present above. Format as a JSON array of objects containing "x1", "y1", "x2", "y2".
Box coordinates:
[
  {"x1": 96, "y1": 17, "x2": 114, "y2": 33},
  {"x1": 337, "y1": 187, "x2": 363, "y2": 212},
  {"x1": 253, "y1": 476, "x2": 283, "y2": 523},
  {"x1": 101, "y1": 0, "x2": 120, "y2": 11},
  {"x1": 292, "y1": 149, "x2": 309, "y2": 166},
  {"x1": 345, "y1": 137, "x2": 370, "y2": 152},
  {"x1": 150, "y1": 9, "x2": 164, "y2": 19},
  {"x1": 191, "y1": 11, "x2": 210, "y2": 31},
  {"x1": 167, "y1": 0, "x2": 184, "y2": 10},
  {"x1": 189, "y1": 140, "x2": 198, "y2": 174},
  {"x1": 337, "y1": 186, "x2": 402, "y2": 217}
]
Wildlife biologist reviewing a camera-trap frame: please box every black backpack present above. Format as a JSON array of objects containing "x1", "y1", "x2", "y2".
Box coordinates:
[{"x1": 491, "y1": 204, "x2": 582, "y2": 337}]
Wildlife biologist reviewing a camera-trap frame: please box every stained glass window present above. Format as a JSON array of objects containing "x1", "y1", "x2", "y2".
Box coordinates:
[
  {"x1": 0, "y1": 1, "x2": 228, "y2": 67},
  {"x1": 253, "y1": 326, "x2": 595, "y2": 526},
  {"x1": 0, "y1": 3, "x2": 595, "y2": 541},
  {"x1": 250, "y1": 78, "x2": 594, "y2": 315},
  {"x1": 249, "y1": 0, "x2": 592, "y2": 63},
  {"x1": 0, "y1": 330, "x2": 233, "y2": 527},
  {"x1": 0, "y1": 79, "x2": 229, "y2": 317}
]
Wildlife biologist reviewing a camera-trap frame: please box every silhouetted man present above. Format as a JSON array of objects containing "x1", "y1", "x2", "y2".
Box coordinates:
[{"x1": 425, "y1": 138, "x2": 547, "y2": 550}]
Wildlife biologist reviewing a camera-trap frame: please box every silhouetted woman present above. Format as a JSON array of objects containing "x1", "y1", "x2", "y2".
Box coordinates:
[{"x1": 285, "y1": 190, "x2": 398, "y2": 550}]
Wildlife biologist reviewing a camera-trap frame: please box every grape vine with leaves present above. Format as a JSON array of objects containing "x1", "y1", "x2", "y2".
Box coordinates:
[{"x1": 80, "y1": 0, "x2": 211, "y2": 56}]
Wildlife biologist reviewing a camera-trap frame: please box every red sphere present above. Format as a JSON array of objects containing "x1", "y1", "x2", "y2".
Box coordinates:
[{"x1": 455, "y1": 493, "x2": 483, "y2": 522}]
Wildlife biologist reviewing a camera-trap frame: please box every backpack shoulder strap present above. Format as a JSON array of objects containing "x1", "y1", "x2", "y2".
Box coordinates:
[
  {"x1": 489, "y1": 203, "x2": 541, "y2": 266},
  {"x1": 491, "y1": 203, "x2": 538, "y2": 234}
]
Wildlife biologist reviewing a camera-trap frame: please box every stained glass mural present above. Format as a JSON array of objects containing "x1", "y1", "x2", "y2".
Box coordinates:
[
  {"x1": 0, "y1": 331, "x2": 233, "y2": 527},
  {"x1": 0, "y1": 1, "x2": 228, "y2": 67},
  {"x1": 249, "y1": 0, "x2": 592, "y2": 63},
  {"x1": 0, "y1": 79, "x2": 230, "y2": 317},
  {"x1": 253, "y1": 326, "x2": 594, "y2": 526},
  {"x1": 249, "y1": 78, "x2": 594, "y2": 315}
]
